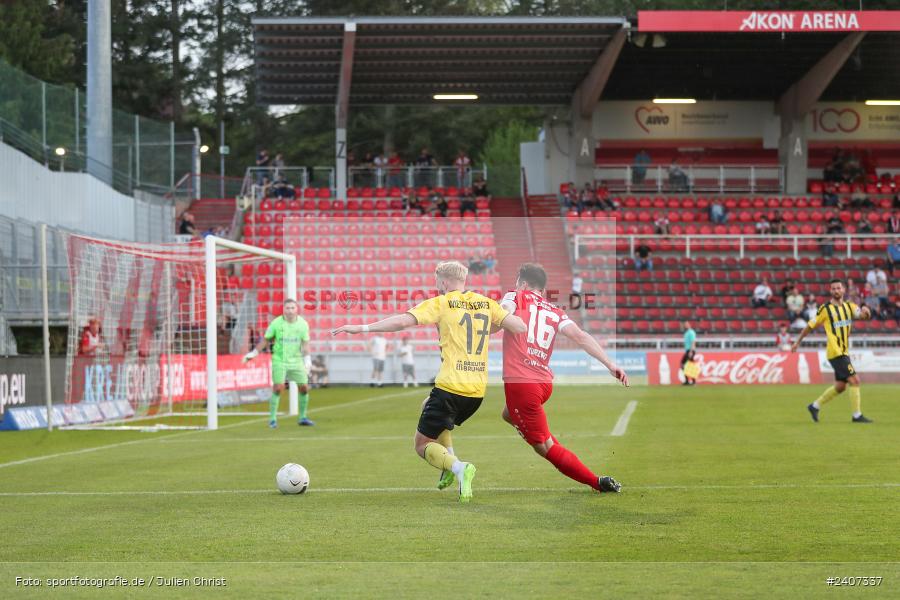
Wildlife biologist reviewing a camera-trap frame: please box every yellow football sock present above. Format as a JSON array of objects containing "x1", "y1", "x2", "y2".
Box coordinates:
[
  {"x1": 814, "y1": 385, "x2": 839, "y2": 408},
  {"x1": 437, "y1": 430, "x2": 453, "y2": 450},
  {"x1": 423, "y1": 442, "x2": 458, "y2": 472},
  {"x1": 849, "y1": 386, "x2": 861, "y2": 415}
]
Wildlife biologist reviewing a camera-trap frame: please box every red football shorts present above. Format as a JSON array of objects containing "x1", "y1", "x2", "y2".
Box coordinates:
[{"x1": 504, "y1": 381, "x2": 553, "y2": 445}]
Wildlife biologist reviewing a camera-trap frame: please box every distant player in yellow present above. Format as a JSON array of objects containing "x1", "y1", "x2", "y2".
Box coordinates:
[
  {"x1": 332, "y1": 261, "x2": 526, "y2": 502},
  {"x1": 791, "y1": 278, "x2": 873, "y2": 423}
]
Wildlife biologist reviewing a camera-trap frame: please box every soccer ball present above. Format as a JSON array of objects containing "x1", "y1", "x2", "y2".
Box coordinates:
[{"x1": 276, "y1": 463, "x2": 309, "y2": 495}]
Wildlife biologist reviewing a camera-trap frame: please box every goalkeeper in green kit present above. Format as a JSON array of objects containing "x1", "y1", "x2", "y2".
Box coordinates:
[{"x1": 243, "y1": 299, "x2": 314, "y2": 428}]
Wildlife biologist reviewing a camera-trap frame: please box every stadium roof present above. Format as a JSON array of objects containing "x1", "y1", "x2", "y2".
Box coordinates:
[
  {"x1": 253, "y1": 17, "x2": 900, "y2": 106},
  {"x1": 252, "y1": 17, "x2": 629, "y2": 105},
  {"x1": 605, "y1": 31, "x2": 900, "y2": 102}
]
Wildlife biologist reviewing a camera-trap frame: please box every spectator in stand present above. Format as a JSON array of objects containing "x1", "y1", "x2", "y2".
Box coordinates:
[
  {"x1": 888, "y1": 211, "x2": 900, "y2": 234},
  {"x1": 770, "y1": 210, "x2": 786, "y2": 235},
  {"x1": 863, "y1": 282, "x2": 882, "y2": 319},
  {"x1": 887, "y1": 239, "x2": 900, "y2": 275},
  {"x1": 309, "y1": 355, "x2": 329, "y2": 388},
  {"x1": 467, "y1": 254, "x2": 486, "y2": 274},
  {"x1": 893, "y1": 293, "x2": 900, "y2": 322},
  {"x1": 178, "y1": 212, "x2": 196, "y2": 237},
  {"x1": 414, "y1": 147, "x2": 436, "y2": 187},
  {"x1": 873, "y1": 277, "x2": 890, "y2": 313},
  {"x1": 221, "y1": 296, "x2": 237, "y2": 331},
  {"x1": 472, "y1": 176, "x2": 489, "y2": 198},
  {"x1": 803, "y1": 294, "x2": 818, "y2": 321},
  {"x1": 460, "y1": 192, "x2": 476, "y2": 217},
  {"x1": 271, "y1": 152, "x2": 285, "y2": 180},
  {"x1": 755, "y1": 215, "x2": 771, "y2": 235},
  {"x1": 857, "y1": 214, "x2": 874, "y2": 234},
  {"x1": 826, "y1": 215, "x2": 844, "y2": 235},
  {"x1": 563, "y1": 182, "x2": 579, "y2": 211},
  {"x1": 893, "y1": 191, "x2": 900, "y2": 210},
  {"x1": 780, "y1": 279, "x2": 796, "y2": 305},
  {"x1": 405, "y1": 191, "x2": 426, "y2": 215},
  {"x1": 786, "y1": 287, "x2": 805, "y2": 323},
  {"x1": 866, "y1": 266, "x2": 887, "y2": 288},
  {"x1": 752, "y1": 279, "x2": 773, "y2": 308},
  {"x1": 654, "y1": 211, "x2": 670, "y2": 236},
  {"x1": 822, "y1": 185, "x2": 840, "y2": 207},
  {"x1": 387, "y1": 150, "x2": 404, "y2": 189},
  {"x1": 256, "y1": 148, "x2": 271, "y2": 184},
  {"x1": 454, "y1": 149, "x2": 471, "y2": 189},
  {"x1": 258, "y1": 176, "x2": 272, "y2": 199},
  {"x1": 846, "y1": 278, "x2": 862, "y2": 305},
  {"x1": 595, "y1": 182, "x2": 616, "y2": 211},
  {"x1": 79, "y1": 318, "x2": 104, "y2": 356},
  {"x1": 579, "y1": 183, "x2": 596, "y2": 212},
  {"x1": 775, "y1": 324, "x2": 793, "y2": 351},
  {"x1": 668, "y1": 159, "x2": 689, "y2": 192},
  {"x1": 430, "y1": 191, "x2": 448, "y2": 218},
  {"x1": 709, "y1": 199, "x2": 727, "y2": 224},
  {"x1": 483, "y1": 253, "x2": 496, "y2": 273},
  {"x1": 634, "y1": 243, "x2": 653, "y2": 271},
  {"x1": 571, "y1": 274, "x2": 583, "y2": 303},
  {"x1": 633, "y1": 148, "x2": 651, "y2": 184},
  {"x1": 851, "y1": 188, "x2": 874, "y2": 209},
  {"x1": 823, "y1": 149, "x2": 842, "y2": 182},
  {"x1": 373, "y1": 151, "x2": 388, "y2": 187},
  {"x1": 271, "y1": 175, "x2": 295, "y2": 199}
]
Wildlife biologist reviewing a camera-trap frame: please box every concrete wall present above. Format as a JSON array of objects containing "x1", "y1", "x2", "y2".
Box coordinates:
[{"x1": 0, "y1": 142, "x2": 173, "y2": 242}]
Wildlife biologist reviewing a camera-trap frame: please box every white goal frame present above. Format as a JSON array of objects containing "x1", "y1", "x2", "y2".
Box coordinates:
[{"x1": 204, "y1": 235, "x2": 296, "y2": 430}]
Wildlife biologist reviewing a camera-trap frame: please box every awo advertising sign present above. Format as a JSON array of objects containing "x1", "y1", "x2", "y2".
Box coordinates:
[
  {"x1": 594, "y1": 101, "x2": 773, "y2": 140},
  {"x1": 69, "y1": 354, "x2": 272, "y2": 404},
  {"x1": 638, "y1": 11, "x2": 900, "y2": 33},
  {"x1": 647, "y1": 351, "x2": 822, "y2": 386}
]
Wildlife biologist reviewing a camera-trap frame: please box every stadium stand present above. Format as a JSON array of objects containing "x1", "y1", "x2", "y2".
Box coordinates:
[
  {"x1": 238, "y1": 187, "x2": 500, "y2": 350},
  {"x1": 563, "y1": 192, "x2": 899, "y2": 339}
]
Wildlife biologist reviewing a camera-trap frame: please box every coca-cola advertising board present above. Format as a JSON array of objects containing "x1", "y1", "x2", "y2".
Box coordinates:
[{"x1": 647, "y1": 352, "x2": 822, "y2": 386}]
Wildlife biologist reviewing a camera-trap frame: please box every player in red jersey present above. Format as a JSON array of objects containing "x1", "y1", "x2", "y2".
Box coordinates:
[{"x1": 500, "y1": 263, "x2": 629, "y2": 493}]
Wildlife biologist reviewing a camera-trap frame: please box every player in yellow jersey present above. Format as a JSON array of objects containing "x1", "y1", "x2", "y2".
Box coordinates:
[
  {"x1": 791, "y1": 278, "x2": 873, "y2": 423},
  {"x1": 332, "y1": 261, "x2": 526, "y2": 502}
]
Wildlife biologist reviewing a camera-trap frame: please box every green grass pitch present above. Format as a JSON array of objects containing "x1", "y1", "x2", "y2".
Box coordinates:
[{"x1": 1, "y1": 383, "x2": 898, "y2": 598}]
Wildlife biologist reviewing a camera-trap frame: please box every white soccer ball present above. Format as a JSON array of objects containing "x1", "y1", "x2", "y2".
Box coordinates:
[{"x1": 276, "y1": 463, "x2": 309, "y2": 495}]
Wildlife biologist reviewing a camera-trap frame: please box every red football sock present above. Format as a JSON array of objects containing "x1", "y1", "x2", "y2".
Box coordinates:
[{"x1": 545, "y1": 442, "x2": 600, "y2": 490}]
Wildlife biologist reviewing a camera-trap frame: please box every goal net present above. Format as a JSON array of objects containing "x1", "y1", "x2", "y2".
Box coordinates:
[{"x1": 64, "y1": 234, "x2": 296, "y2": 430}]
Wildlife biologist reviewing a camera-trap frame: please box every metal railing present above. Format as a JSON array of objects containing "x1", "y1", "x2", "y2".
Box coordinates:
[
  {"x1": 347, "y1": 165, "x2": 486, "y2": 190},
  {"x1": 572, "y1": 233, "x2": 899, "y2": 260},
  {"x1": 594, "y1": 163, "x2": 784, "y2": 194}
]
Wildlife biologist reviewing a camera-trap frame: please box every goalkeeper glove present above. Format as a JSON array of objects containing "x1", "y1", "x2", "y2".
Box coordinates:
[
  {"x1": 242, "y1": 349, "x2": 259, "y2": 364},
  {"x1": 304, "y1": 354, "x2": 312, "y2": 371}
]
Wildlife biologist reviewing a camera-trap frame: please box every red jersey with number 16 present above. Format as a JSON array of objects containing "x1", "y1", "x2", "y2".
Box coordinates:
[{"x1": 501, "y1": 289, "x2": 573, "y2": 383}]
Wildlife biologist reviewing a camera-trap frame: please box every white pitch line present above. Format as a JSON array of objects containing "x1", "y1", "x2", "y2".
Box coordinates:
[
  {"x1": 1, "y1": 483, "x2": 899, "y2": 497},
  {"x1": 0, "y1": 389, "x2": 421, "y2": 471},
  {"x1": 158, "y1": 432, "x2": 608, "y2": 444},
  {"x1": 610, "y1": 400, "x2": 638, "y2": 437}
]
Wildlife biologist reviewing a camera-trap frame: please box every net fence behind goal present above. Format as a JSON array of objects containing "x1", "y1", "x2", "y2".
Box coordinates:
[{"x1": 64, "y1": 234, "x2": 295, "y2": 430}]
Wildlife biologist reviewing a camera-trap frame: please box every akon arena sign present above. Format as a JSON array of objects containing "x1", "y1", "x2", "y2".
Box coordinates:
[{"x1": 638, "y1": 11, "x2": 900, "y2": 33}]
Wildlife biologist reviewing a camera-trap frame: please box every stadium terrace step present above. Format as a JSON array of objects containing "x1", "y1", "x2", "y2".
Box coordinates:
[{"x1": 185, "y1": 198, "x2": 238, "y2": 234}]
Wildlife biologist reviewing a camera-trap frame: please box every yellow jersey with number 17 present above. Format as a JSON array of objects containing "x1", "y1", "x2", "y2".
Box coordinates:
[
  {"x1": 407, "y1": 290, "x2": 510, "y2": 398},
  {"x1": 807, "y1": 300, "x2": 859, "y2": 360}
]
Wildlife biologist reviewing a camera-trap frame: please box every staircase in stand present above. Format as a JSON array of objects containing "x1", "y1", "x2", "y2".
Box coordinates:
[
  {"x1": 490, "y1": 197, "x2": 534, "y2": 292},
  {"x1": 524, "y1": 194, "x2": 576, "y2": 311},
  {"x1": 185, "y1": 198, "x2": 237, "y2": 235}
]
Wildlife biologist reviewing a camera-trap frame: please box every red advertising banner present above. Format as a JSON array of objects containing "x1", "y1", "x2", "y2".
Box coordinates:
[
  {"x1": 647, "y1": 351, "x2": 822, "y2": 386},
  {"x1": 69, "y1": 354, "x2": 272, "y2": 405},
  {"x1": 638, "y1": 11, "x2": 900, "y2": 33}
]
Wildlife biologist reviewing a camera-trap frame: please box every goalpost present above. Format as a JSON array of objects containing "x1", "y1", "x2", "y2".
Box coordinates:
[{"x1": 63, "y1": 234, "x2": 296, "y2": 431}]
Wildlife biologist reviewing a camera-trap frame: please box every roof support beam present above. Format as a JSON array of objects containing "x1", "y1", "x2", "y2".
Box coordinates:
[
  {"x1": 777, "y1": 32, "x2": 866, "y2": 130},
  {"x1": 572, "y1": 27, "x2": 627, "y2": 119},
  {"x1": 776, "y1": 32, "x2": 865, "y2": 194},
  {"x1": 335, "y1": 22, "x2": 356, "y2": 200}
]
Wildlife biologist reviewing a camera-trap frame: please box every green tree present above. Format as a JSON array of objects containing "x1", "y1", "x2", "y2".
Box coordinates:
[
  {"x1": 0, "y1": 0, "x2": 74, "y2": 82},
  {"x1": 477, "y1": 120, "x2": 539, "y2": 196}
]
